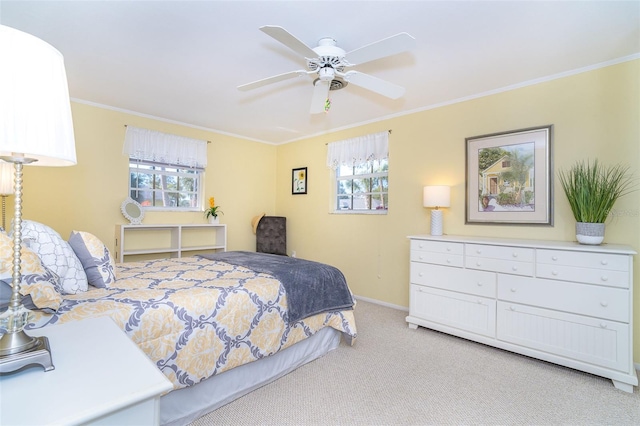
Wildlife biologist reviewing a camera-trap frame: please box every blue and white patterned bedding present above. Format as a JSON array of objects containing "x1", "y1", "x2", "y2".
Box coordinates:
[{"x1": 26, "y1": 256, "x2": 357, "y2": 390}]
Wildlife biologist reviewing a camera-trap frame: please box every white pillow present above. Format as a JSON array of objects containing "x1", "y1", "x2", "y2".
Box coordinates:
[
  {"x1": 68, "y1": 230, "x2": 116, "y2": 288},
  {"x1": 20, "y1": 220, "x2": 88, "y2": 294}
]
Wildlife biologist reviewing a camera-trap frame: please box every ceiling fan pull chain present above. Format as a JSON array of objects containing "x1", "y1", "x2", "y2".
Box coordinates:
[{"x1": 324, "y1": 98, "x2": 331, "y2": 113}]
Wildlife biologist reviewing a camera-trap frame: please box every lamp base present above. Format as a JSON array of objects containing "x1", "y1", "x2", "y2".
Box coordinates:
[
  {"x1": 0, "y1": 334, "x2": 54, "y2": 374},
  {"x1": 430, "y1": 210, "x2": 444, "y2": 236}
]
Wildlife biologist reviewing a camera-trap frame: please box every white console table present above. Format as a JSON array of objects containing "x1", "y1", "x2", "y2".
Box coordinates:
[
  {"x1": 115, "y1": 224, "x2": 227, "y2": 263},
  {"x1": 0, "y1": 317, "x2": 173, "y2": 425},
  {"x1": 406, "y1": 234, "x2": 637, "y2": 392}
]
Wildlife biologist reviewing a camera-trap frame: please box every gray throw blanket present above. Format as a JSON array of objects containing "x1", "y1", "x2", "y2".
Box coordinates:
[{"x1": 199, "y1": 251, "x2": 354, "y2": 323}]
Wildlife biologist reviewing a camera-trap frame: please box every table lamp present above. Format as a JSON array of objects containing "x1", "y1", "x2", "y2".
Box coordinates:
[
  {"x1": 423, "y1": 186, "x2": 450, "y2": 236},
  {"x1": 0, "y1": 25, "x2": 77, "y2": 373},
  {"x1": 0, "y1": 163, "x2": 14, "y2": 231}
]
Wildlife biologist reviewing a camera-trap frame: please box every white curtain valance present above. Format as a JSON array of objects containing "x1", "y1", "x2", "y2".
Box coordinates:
[
  {"x1": 326, "y1": 131, "x2": 388, "y2": 169},
  {"x1": 123, "y1": 126, "x2": 207, "y2": 168}
]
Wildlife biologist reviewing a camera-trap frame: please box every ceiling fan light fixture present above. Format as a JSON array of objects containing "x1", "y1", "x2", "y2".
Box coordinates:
[{"x1": 312, "y1": 77, "x2": 348, "y2": 91}]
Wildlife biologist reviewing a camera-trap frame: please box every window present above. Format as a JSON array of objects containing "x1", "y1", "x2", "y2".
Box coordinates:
[
  {"x1": 327, "y1": 131, "x2": 389, "y2": 214},
  {"x1": 336, "y1": 159, "x2": 388, "y2": 211},
  {"x1": 123, "y1": 126, "x2": 208, "y2": 212},
  {"x1": 129, "y1": 160, "x2": 202, "y2": 210}
]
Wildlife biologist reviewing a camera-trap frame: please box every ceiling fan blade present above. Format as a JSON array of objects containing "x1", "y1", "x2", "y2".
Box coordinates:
[
  {"x1": 345, "y1": 32, "x2": 416, "y2": 65},
  {"x1": 237, "y1": 70, "x2": 307, "y2": 91},
  {"x1": 260, "y1": 25, "x2": 318, "y2": 59},
  {"x1": 310, "y1": 80, "x2": 330, "y2": 114},
  {"x1": 342, "y1": 71, "x2": 405, "y2": 99}
]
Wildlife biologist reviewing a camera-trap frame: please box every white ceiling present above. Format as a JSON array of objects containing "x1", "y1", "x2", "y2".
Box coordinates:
[{"x1": 1, "y1": 1, "x2": 638, "y2": 145}]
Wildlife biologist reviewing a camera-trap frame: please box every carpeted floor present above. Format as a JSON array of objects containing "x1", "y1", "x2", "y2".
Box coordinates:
[{"x1": 190, "y1": 299, "x2": 640, "y2": 425}]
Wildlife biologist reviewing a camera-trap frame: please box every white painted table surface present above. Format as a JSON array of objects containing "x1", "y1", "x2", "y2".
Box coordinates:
[{"x1": 0, "y1": 316, "x2": 173, "y2": 425}]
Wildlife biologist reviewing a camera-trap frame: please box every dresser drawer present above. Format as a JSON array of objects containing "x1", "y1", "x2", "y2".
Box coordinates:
[
  {"x1": 498, "y1": 275, "x2": 629, "y2": 322},
  {"x1": 411, "y1": 240, "x2": 463, "y2": 267},
  {"x1": 411, "y1": 251, "x2": 463, "y2": 267},
  {"x1": 466, "y1": 243, "x2": 534, "y2": 262},
  {"x1": 411, "y1": 239, "x2": 464, "y2": 255},
  {"x1": 537, "y1": 249, "x2": 629, "y2": 272},
  {"x1": 410, "y1": 284, "x2": 496, "y2": 338},
  {"x1": 536, "y1": 263, "x2": 629, "y2": 289},
  {"x1": 411, "y1": 263, "x2": 496, "y2": 298},
  {"x1": 466, "y1": 256, "x2": 534, "y2": 276},
  {"x1": 497, "y1": 301, "x2": 630, "y2": 372}
]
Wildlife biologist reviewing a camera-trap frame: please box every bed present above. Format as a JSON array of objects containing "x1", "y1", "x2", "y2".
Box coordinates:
[{"x1": 1, "y1": 222, "x2": 357, "y2": 425}]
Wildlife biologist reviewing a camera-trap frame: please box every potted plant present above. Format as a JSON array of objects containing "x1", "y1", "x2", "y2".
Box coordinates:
[
  {"x1": 204, "y1": 196, "x2": 223, "y2": 224},
  {"x1": 558, "y1": 160, "x2": 636, "y2": 244}
]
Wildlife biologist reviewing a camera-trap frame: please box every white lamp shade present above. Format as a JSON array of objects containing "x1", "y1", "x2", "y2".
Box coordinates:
[
  {"x1": 0, "y1": 163, "x2": 14, "y2": 195},
  {"x1": 423, "y1": 185, "x2": 451, "y2": 208},
  {"x1": 0, "y1": 25, "x2": 76, "y2": 166}
]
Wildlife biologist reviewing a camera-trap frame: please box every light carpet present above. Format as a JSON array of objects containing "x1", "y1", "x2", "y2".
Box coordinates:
[{"x1": 190, "y1": 299, "x2": 640, "y2": 425}]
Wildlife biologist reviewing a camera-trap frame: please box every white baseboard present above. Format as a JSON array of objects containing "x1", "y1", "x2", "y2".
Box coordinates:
[{"x1": 353, "y1": 295, "x2": 408, "y2": 312}]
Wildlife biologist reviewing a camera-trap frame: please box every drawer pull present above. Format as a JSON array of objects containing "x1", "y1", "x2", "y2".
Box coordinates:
[
  {"x1": 510, "y1": 287, "x2": 516, "y2": 292},
  {"x1": 446, "y1": 247, "x2": 452, "y2": 252},
  {"x1": 552, "y1": 256, "x2": 558, "y2": 261},
  {"x1": 477, "y1": 300, "x2": 483, "y2": 304},
  {"x1": 510, "y1": 306, "x2": 516, "y2": 311},
  {"x1": 601, "y1": 276, "x2": 609, "y2": 282},
  {"x1": 552, "y1": 270, "x2": 559, "y2": 276},
  {"x1": 419, "y1": 255, "x2": 424, "y2": 260},
  {"x1": 601, "y1": 260, "x2": 608, "y2": 266},
  {"x1": 419, "y1": 243, "x2": 424, "y2": 248},
  {"x1": 511, "y1": 266, "x2": 518, "y2": 271},
  {"x1": 477, "y1": 282, "x2": 483, "y2": 287},
  {"x1": 418, "y1": 272, "x2": 424, "y2": 277},
  {"x1": 446, "y1": 259, "x2": 452, "y2": 264},
  {"x1": 600, "y1": 301, "x2": 609, "y2": 307},
  {"x1": 600, "y1": 323, "x2": 608, "y2": 329},
  {"x1": 476, "y1": 249, "x2": 482, "y2": 254},
  {"x1": 476, "y1": 261, "x2": 482, "y2": 267},
  {"x1": 512, "y1": 252, "x2": 518, "y2": 258}
]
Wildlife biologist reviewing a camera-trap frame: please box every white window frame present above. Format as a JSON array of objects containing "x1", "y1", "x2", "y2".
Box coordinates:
[
  {"x1": 128, "y1": 159, "x2": 204, "y2": 212},
  {"x1": 333, "y1": 158, "x2": 389, "y2": 214}
]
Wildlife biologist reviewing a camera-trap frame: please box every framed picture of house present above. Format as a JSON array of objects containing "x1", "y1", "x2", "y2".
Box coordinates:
[
  {"x1": 292, "y1": 167, "x2": 307, "y2": 195},
  {"x1": 465, "y1": 125, "x2": 553, "y2": 225}
]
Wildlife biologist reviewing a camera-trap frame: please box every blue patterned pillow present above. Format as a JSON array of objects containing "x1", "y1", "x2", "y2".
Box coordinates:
[
  {"x1": 68, "y1": 231, "x2": 116, "y2": 288},
  {"x1": 20, "y1": 220, "x2": 88, "y2": 294}
]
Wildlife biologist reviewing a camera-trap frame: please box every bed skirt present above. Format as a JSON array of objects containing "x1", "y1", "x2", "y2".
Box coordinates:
[{"x1": 160, "y1": 326, "x2": 343, "y2": 426}]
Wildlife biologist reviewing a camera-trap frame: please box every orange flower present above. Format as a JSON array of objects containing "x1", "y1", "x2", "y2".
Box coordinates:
[{"x1": 205, "y1": 196, "x2": 223, "y2": 219}]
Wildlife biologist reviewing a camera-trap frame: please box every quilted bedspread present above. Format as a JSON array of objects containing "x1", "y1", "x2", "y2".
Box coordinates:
[{"x1": 26, "y1": 256, "x2": 357, "y2": 390}]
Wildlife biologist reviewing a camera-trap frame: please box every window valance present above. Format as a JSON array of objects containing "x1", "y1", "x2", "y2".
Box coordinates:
[
  {"x1": 326, "y1": 131, "x2": 388, "y2": 169},
  {"x1": 123, "y1": 126, "x2": 207, "y2": 168}
]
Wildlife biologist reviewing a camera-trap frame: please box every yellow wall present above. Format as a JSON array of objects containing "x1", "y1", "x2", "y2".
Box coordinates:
[
  {"x1": 17, "y1": 102, "x2": 278, "y2": 253},
  {"x1": 276, "y1": 60, "x2": 640, "y2": 358},
  {"x1": 8, "y1": 59, "x2": 639, "y2": 361}
]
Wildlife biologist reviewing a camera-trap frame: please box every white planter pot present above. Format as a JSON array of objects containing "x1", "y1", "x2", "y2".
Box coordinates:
[
  {"x1": 208, "y1": 216, "x2": 219, "y2": 225},
  {"x1": 575, "y1": 222, "x2": 605, "y2": 245}
]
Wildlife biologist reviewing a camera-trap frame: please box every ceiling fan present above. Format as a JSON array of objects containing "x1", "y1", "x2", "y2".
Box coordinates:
[{"x1": 237, "y1": 26, "x2": 416, "y2": 114}]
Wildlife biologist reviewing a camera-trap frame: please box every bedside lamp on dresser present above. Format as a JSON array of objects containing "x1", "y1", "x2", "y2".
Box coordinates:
[{"x1": 423, "y1": 185, "x2": 450, "y2": 236}]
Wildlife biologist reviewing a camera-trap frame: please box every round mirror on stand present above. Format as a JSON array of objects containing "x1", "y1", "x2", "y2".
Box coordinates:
[{"x1": 121, "y1": 197, "x2": 144, "y2": 225}]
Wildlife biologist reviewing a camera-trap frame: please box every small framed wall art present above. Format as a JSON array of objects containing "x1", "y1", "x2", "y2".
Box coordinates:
[
  {"x1": 292, "y1": 167, "x2": 307, "y2": 195},
  {"x1": 465, "y1": 125, "x2": 553, "y2": 226}
]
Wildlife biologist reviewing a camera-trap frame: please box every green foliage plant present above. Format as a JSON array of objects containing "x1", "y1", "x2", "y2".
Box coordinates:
[{"x1": 558, "y1": 160, "x2": 637, "y2": 223}]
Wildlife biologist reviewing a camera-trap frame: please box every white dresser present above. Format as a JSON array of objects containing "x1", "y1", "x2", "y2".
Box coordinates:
[{"x1": 406, "y1": 234, "x2": 638, "y2": 392}]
